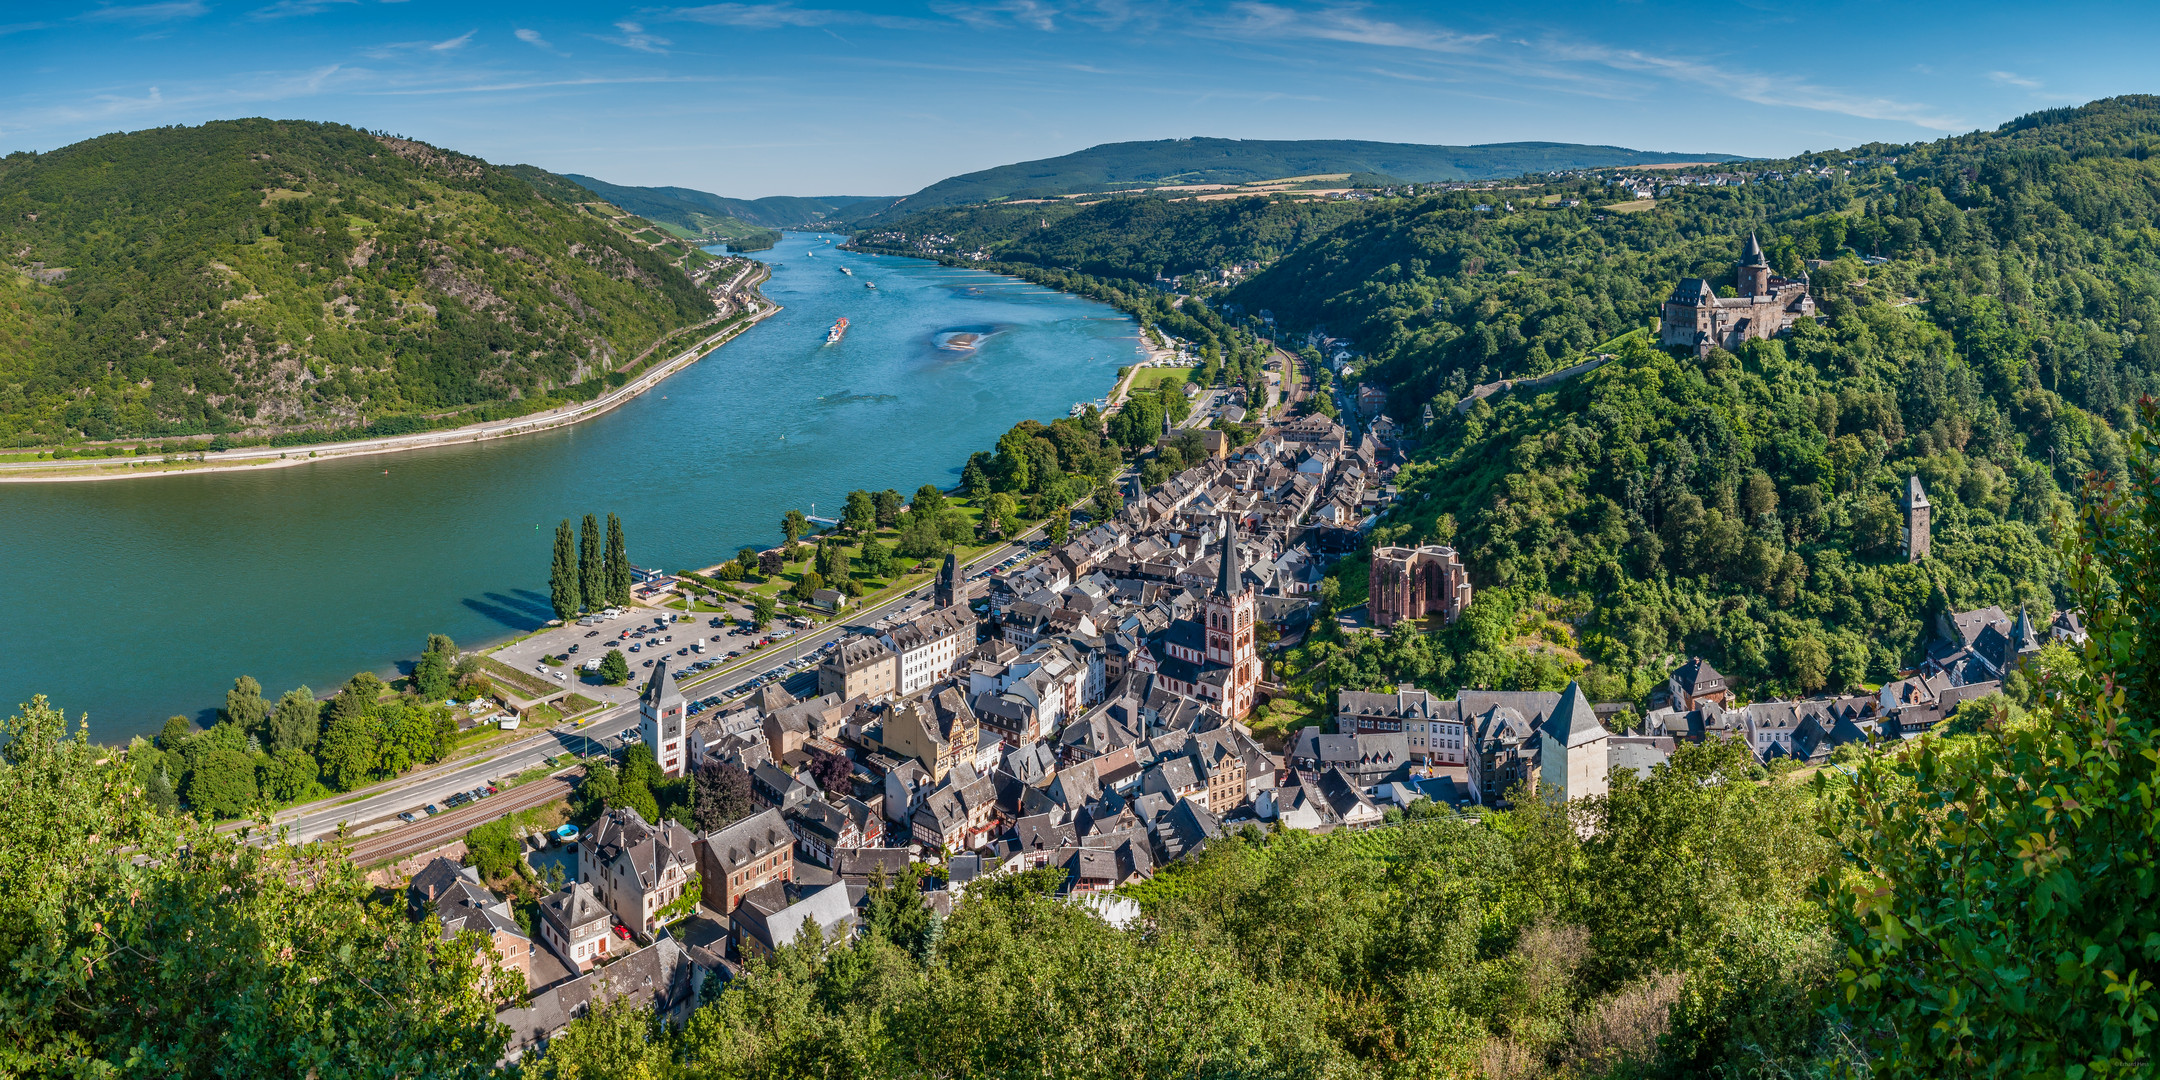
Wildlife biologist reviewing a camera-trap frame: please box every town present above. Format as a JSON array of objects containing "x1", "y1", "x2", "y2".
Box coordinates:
[{"x1": 421, "y1": 344, "x2": 2085, "y2": 1060}]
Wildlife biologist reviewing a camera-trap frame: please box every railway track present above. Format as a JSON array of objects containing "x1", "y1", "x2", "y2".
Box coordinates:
[{"x1": 346, "y1": 770, "x2": 584, "y2": 867}]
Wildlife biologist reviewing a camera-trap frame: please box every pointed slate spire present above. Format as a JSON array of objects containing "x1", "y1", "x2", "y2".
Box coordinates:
[
  {"x1": 2012, "y1": 605, "x2": 2042, "y2": 653},
  {"x1": 644, "y1": 657, "x2": 684, "y2": 712},
  {"x1": 1215, "y1": 515, "x2": 1241, "y2": 597},
  {"x1": 1907, "y1": 474, "x2": 1930, "y2": 510},
  {"x1": 1742, "y1": 231, "x2": 1768, "y2": 266},
  {"x1": 1544, "y1": 680, "x2": 1607, "y2": 748}
]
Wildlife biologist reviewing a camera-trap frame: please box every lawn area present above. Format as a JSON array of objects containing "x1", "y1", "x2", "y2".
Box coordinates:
[
  {"x1": 696, "y1": 498, "x2": 1028, "y2": 622},
  {"x1": 1129, "y1": 365, "x2": 1194, "y2": 392},
  {"x1": 1247, "y1": 695, "x2": 1321, "y2": 751},
  {"x1": 477, "y1": 656, "x2": 559, "y2": 699},
  {"x1": 1606, "y1": 198, "x2": 1656, "y2": 214}
]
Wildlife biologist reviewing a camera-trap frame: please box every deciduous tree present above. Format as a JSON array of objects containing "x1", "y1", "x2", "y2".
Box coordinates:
[
  {"x1": 223, "y1": 675, "x2": 265, "y2": 737},
  {"x1": 693, "y1": 758, "x2": 756, "y2": 833}
]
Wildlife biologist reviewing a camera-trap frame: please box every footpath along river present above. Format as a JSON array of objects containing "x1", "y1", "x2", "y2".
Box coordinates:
[{"x1": 1, "y1": 233, "x2": 1138, "y2": 743}]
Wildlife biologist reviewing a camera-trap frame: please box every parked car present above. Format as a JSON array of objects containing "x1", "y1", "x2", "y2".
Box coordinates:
[
  {"x1": 398, "y1": 811, "x2": 419, "y2": 824},
  {"x1": 585, "y1": 630, "x2": 601, "y2": 638},
  {"x1": 567, "y1": 644, "x2": 579, "y2": 654},
  {"x1": 424, "y1": 804, "x2": 440, "y2": 815}
]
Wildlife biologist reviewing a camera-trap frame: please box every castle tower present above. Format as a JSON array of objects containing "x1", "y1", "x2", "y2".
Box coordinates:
[
  {"x1": 640, "y1": 659, "x2": 687, "y2": 777},
  {"x1": 1739, "y1": 232, "x2": 1771, "y2": 297},
  {"x1": 1904, "y1": 475, "x2": 1931, "y2": 562},
  {"x1": 1203, "y1": 517, "x2": 1259, "y2": 721},
  {"x1": 934, "y1": 552, "x2": 968, "y2": 610}
]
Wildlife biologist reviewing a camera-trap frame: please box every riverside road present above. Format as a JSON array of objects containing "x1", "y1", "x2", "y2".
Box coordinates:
[{"x1": 264, "y1": 521, "x2": 1050, "y2": 858}]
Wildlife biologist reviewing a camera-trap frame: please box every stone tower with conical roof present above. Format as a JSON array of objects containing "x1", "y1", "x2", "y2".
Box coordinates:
[
  {"x1": 640, "y1": 658, "x2": 688, "y2": 777},
  {"x1": 1740, "y1": 232, "x2": 1771, "y2": 296},
  {"x1": 1202, "y1": 516, "x2": 1260, "y2": 722},
  {"x1": 1537, "y1": 681, "x2": 1611, "y2": 805},
  {"x1": 1905, "y1": 475, "x2": 1932, "y2": 562}
]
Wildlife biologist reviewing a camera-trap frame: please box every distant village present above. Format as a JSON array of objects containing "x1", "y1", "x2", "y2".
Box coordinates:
[{"x1": 420, "y1": 250, "x2": 2082, "y2": 1063}]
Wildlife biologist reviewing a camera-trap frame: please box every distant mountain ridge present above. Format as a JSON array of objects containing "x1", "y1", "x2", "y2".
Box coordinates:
[
  {"x1": 558, "y1": 174, "x2": 896, "y2": 247},
  {"x1": 855, "y1": 137, "x2": 1740, "y2": 223}
]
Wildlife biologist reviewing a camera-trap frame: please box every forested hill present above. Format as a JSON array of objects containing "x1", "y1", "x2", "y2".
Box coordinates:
[
  {"x1": 854, "y1": 137, "x2": 1737, "y2": 222},
  {"x1": 857, "y1": 195, "x2": 1372, "y2": 283},
  {"x1": 555, "y1": 174, "x2": 896, "y2": 247},
  {"x1": 0, "y1": 119, "x2": 717, "y2": 446},
  {"x1": 1251, "y1": 96, "x2": 2160, "y2": 704}
]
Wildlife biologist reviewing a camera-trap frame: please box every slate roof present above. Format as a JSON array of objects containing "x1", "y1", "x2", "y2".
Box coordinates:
[
  {"x1": 538, "y1": 881, "x2": 610, "y2": 942},
  {"x1": 585, "y1": 806, "x2": 698, "y2": 894},
  {"x1": 704, "y1": 808, "x2": 794, "y2": 873}
]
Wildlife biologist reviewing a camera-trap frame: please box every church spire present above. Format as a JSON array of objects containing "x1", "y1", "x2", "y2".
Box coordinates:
[{"x1": 1215, "y1": 516, "x2": 1241, "y2": 597}]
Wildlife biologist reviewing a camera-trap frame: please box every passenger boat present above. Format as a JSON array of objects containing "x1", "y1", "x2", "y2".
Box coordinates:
[{"x1": 826, "y1": 316, "x2": 849, "y2": 344}]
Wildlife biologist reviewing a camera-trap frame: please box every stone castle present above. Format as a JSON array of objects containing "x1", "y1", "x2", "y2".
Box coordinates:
[{"x1": 1659, "y1": 234, "x2": 1815, "y2": 357}]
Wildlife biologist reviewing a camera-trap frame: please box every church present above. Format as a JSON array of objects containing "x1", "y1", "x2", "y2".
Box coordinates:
[
  {"x1": 1659, "y1": 234, "x2": 1815, "y2": 357},
  {"x1": 1132, "y1": 517, "x2": 1264, "y2": 722}
]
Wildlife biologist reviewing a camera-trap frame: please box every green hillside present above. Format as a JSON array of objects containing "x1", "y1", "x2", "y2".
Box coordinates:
[
  {"x1": 856, "y1": 195, "x2": 1371, "y2": 282},
  {"x1": 1232, "y1": 97, "x2": 2160, "y2": 704},
  {"x1": 559, "y1": 173, "x2": 894, "y2": 247},
  {"x1": 855, "y1": 137, "x2": 1737, "y2": 222},
  {"x1": 0, "y1": 119, "x2": 717, "y2": 447}
]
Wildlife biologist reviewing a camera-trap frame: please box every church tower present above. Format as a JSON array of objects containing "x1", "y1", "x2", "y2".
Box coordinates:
[
  {"x1": 934, "y1": 552, "x2": 968, "y2": 610},
  {"x1": 1739, "y1": 233, "x2": 1771, "y2": 297},
  {"x1": 640, "y1": 659, "x2": 687, "y2": 777},
  {"x1": 1203, "y1": 517, "x2": 1260, "y2": 722}
]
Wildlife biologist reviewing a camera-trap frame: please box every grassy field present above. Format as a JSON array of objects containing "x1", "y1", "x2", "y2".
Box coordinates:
[
  {"x1": 1129, "y1": 365, "x2": 1195, "y2": 392},
  {"x1": 1605, "y1": 199, "x2": 1656, "y2": 214},
  {"x1": 477, "y1": 656, "x2": 559, "y2": 699},
  {"x1": 691, "y1": 498, "x2": 1022, "y2": 622},
  {"x1": 1247, "y1": 695, "x2": 1320, "y2": 751}
]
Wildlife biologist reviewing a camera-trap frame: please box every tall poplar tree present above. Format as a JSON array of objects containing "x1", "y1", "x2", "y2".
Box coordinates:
[
  {"x1": 550, "y1": 519, "x2": 580, "y2": 621},
  {"x1": 578, "y1": 513, "x2": 603, "y2": 613},
  {"x1": 605, "y1": 513, "x2": 631, "y2": 607}
]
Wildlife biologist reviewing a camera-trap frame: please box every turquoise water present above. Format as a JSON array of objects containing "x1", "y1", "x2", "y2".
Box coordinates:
[{"x1": 1, "y1": 233, "x2": 1138, "y2": 743}]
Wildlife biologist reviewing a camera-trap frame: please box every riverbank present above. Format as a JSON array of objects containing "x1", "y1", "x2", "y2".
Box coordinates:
[{"x1": 0, "y1": 285, "x2": 778, "y2": 485}]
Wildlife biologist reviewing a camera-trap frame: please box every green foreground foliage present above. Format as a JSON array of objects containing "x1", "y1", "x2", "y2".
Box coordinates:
[{"x1": 0, "y1": 696, "x2": 506, "y2": 1076}]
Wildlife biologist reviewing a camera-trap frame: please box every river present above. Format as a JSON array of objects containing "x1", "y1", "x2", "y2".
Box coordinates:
[{"x1": 1, "y1": 233, "x2": 1138, "y2": 743}]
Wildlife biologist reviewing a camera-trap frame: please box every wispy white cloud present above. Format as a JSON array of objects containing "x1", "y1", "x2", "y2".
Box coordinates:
[
  {"x1": 364, "y1": 74, "x2": 715, "y2": 96},
  {"x1": 597, "y1": 20, "x2": 670, "y2": 53},
  {"x1": 1989, "y1": 70, "x2": 2042, "y2": 89},
  {"x1": 663, "y1": 2, "x2": 933, "y2": 31},
  {"x1": 362, "y1": 29, "x2": 473, "y2": 58},
  {"x1": 76, "y1": 1, "x2": 207, "y2": 24},
  {"x1": 1204, "y1": 2, "x2": 1490, "y2": 53},
  {"x1": 250, "y1": 0, "x2": 356, "y2": 20},
  {"x1": 514, "y1": 27, "x2": 567, "y2": 54},
  {"x1": 1552, "y1": 40, "x2": 1966, "y2": 130},
  {"x1": 0, "y1": 64, "x2": 354, "y2": 135},
  {"x1": 934, "y1": 0, "x2": 1061, "y2": 32}
]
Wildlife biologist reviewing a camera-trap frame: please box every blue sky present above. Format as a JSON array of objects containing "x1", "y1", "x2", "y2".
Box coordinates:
[{"x1": 3, "y1": 1, "x2": 2153, "y2": 196}]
